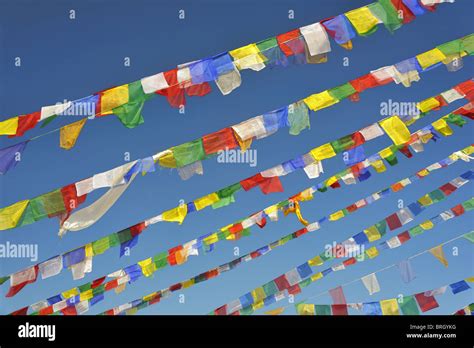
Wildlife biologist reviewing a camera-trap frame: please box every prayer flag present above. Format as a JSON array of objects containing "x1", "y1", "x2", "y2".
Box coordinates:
[
  {"x1": 344, "y1": 7, "x2": 380, "y2": 36},
  {"x1": 361, "y1": 273, "x2": 380, "y2": 295},
  {"x1": 60, "y1": 118, "x2": 87, "y2": 150},
  {"x1": 429, "y1": 245, "x2": 448, "y2": 267},
  {"x1": 379, "y1": 116, "x2": 411, "y2": 145},
  {"x1": 0, "y1": 141, "x2": 28, "y2": 175}
]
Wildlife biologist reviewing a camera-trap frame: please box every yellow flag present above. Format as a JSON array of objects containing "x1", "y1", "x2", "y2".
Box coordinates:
[
  {"x1": 60, "y1": 118, "x2": 87, "y2": 150},
  {"x1": 101, "y1": 85, "x2": 129, "y2": 114},
  {"x1": 79, "y1": 289, "x2": 94, "y2": 301},
  {"x1": 296, "y1": 303, "x2": 315, "y2": 315},
  {"x1": 432, "y1": 119, "x2": 453, "y2": 136},
  {"x1": 251, "y1": 287, "x2": 266, "y2": 302},
  {"x1": 162, "y1": 204, "x2": 188, "y2": 224},
  {"x1": 380, "y1": 299, "x2": 400, "y2": 315},
  {"x1": 143, "y1": 293, "x2": 156, "y2": 302},
  {"x1": 310, "y1": 143, "x2": 336, "y2": 161},
  {"x1": 182, "y1": 279, "x2": 195, "y2": 289},
  {"x1": 0, "y1": 200, "x2": 29, "y2": 230},
  {"x1": 364, "y1": 225, "x2": 381, "y2": 242},
  {"x1": 138, "y1": 258, "x2": 157, "y2": 277},
  {"x1": 233, "y1": 129, "x2": 253, "y2": 152},
  {"x1": 203, "y1": 233, "x2": 219, "y2": 245},
  {"x1": 229, "y1": 44, "x2": 266, "y2": 70},
  {"x1": 365, "y1": 246, "x2": 379, "y2": 259},
  {"x1": 379, "y1": 147, "x2": 394, "y2": 159},
  {"x1": 417, "y1": 169, "x2": 429, "y2": 177},
  {"x1": 417, "y1": 97, "x2": 440, "y2": 113},
  {"x1": 84, "y1": 243, "x2": 93, "y2": 258},
  {"x1": 379, "y1": 116, "x2": 411, "y2": 145},
  {"x1": 344, "y1": 7, "x2": 380, "y2": 35},
  {"x1": 62, "y1": 288, "x2": 79, "y2": 299},
  {"x1": 264, "y1": 307, "x2": 285, "y2": 315},
  {"x1": 308, "y1": 256, "x2": 323, "y2": 266},
  {"x1": 329, "y1": 210, "x2": 345, "y2": 221},
  {"x1": 418, "y1": 195, "x2": 433, "y2": 207},
  {"x1": 429, "y1": 245, "x2": 448, "y2": 267},
  {"x1": 303, "y1": 91, "x2": 338, "y2": 111},
  {"x1": 194, "y1": 193, "x2": 220, "y2": 211},
  {"x1": 420, "y1": 220, "x2": 434, "y2": 230},
  {"x1": 252, "y1": 300, "x2": 264, "y2": 311},
  {"x1": 0, "y1": 116, "x2": 19, "y2": 136},
  {"x1": 158, "y1": 151, "x2": 177, "y2": 168},
  {"x1": 310, "y1": 272, "x2": 323, "y2": 281},
  {"x1": 340, "y1": 41, "x2": 353, "y2": 50},
  {"x1": 416, "y1": 48, "x2": 447, "y2": 70},
  {"x1": 371, "y1": 160, "x2": 387, "y2": 173},
  {"x1": 463, "y1": 145, "x2": 474, "y2": 156}
]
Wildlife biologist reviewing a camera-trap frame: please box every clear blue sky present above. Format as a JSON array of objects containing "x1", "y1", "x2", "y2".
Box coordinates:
[{"x1": 0, "y1": 0, "x2": 472, "y2": 315}]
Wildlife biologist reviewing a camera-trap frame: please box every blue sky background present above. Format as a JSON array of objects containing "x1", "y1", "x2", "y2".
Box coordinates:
[{"x1": 0, "y1": 0, "x2": 472, "y2": 315}]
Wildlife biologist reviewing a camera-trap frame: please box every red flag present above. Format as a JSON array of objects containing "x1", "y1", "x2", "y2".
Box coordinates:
[
  {"x1": 276, "y1": 29, "x2": 301, "y2": 56},
  {"x1": 439, "y1": 183, "x2": 457, "y2": 196},
  {"x1": 214, "y1": 305, "x2": 227, "y2": 316},
  {"x1": 9, "y1": 112, "x2": 41, "y2": 138},
  {"x1": 155, "y1": 69, "x2": 186, "y2": 108},
  {"x1": 329, "y1": 286, "x2": 347, "y2": 304},
  {"x1": 6, "y1": 265, "x2": 39, "y2": 297},
  {"x1": 169, "y1": 283, "x2": 183, "y2": 292},
  {"x1": 240, "y1": 173, "x2": 265, "y2": 191},
  {"x1": 259, "y1": 176, "x2": 284, "y2": 195},
  {"x1": 386, "y1": 213, "x2": 402, "y2": 231},
  {"x1": 61, "y1": 184, "x2": 87, "y2": 214},
  {"x1": 398, "y1": 231, "x2": 411, "y2": 244},
  {"x1": 186, "y1": 82, "x2": 212, "y2": 97},
  {"x1": 91, "y1": 276, "x2": 106, "y2": 289},
  {"x1": 104, "y1": 279, "x2": 118, "y2": 291},
  {"x1": 415, "y1": 293, "x2": 439, "y2": 312},
  {"x1": 10, "y1": 306, "x2": 29, "y2": 316},
  {"x1": 350, "y1": 74, "x2": 381, "y2": 92},
  {"x1": 130, "y1": 222, "x2": 146, "y2": 237},
  {"x1": 332, "y1": 304, "x2": 348, "y2": 315},
  {"x1": 202, "y1": 128, "x2": 239, "y2": 155},
  {"x1": 229, "y1": 223, "x2": 244, "y2": 234},
  {"x1": 61, "y1": 306, "x2": 78, "y2": 316},
  {"x1": 451, "y1": 204, "x2": 465, "y2": 216},
  {"x1": 390, "y1": 0, "x2": 416, "y2": 23},
  {"x1": 167, "y1": 245, "x2": 184, "y2": 266},
  {"x1": 274, "y1": 275, "x2": 291, "y2": 291}
]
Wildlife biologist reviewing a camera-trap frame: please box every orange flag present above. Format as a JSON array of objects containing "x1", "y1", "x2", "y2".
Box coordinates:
[{"x1": 60, "y1": 118, "x2": 87, "y2": 150}]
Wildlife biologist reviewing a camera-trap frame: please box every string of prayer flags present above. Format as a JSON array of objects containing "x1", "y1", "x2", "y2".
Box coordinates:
[
  {"x1": 0, "y1": 1, "x2": 454, "y2": 144},
  {"x1": 454, "y1": 303, "x2": 474, "y2": 315},
  {"x1": 295, "y1": 278, "x2": 472, "y2": 316},
  {"x1": 108, "y1": 208, "x2": 473, "y2": 317},
  {"x1": 1, "y1": 37, "x2": 471, "y2": 175},
  {"x1": 2, "y1": 137, "x2": 472, "y2": 298},
  {"x1": 13, "y1": 154, "x2": 473, "y2": 312},
  {"x1": 4, "y1": 82, "x2": 470, "y2": 232},
  {"x1": 214, "y1": 193, "x2": 473, "y2": 316}
]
